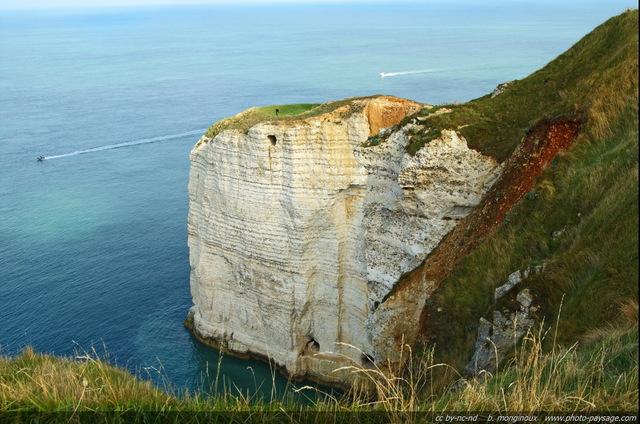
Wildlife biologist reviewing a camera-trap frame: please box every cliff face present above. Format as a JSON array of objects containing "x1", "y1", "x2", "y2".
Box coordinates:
[{"x1": 187, "y1": 96, "x2": 501, "y2": 386}]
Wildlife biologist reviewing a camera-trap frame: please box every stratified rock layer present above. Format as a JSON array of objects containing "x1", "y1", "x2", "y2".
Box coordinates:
[{"x1": 187, "y1": 96, "x2": 500, "y2": 387}]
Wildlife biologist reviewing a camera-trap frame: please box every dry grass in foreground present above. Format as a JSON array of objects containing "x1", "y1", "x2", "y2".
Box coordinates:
[{"x1": 1, "y1": 322, "x2": 636, "y2": 422}]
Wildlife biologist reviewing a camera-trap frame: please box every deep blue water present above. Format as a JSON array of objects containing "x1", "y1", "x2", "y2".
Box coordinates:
[{"x1": 0, "y1": 1, "x2": 633, "y2": 399}]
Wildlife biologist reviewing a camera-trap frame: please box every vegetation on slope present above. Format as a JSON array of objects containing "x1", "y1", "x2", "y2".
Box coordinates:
[
  {"x1": 435, "y1": 324, "x2": 638, "y2": 412},
  {"x1": 422, "y1": 8, "x2": 638, "y2": 390},
  {"x1": 1, "y1": 324, "x2": 636, "y2": 421},
  {"x1": 404, "y1": 9, "x2": 638, "y2": 161}
]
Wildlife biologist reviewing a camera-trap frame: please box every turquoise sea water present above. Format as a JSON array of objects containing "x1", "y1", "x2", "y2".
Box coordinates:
[{"x1": 0, "y1": 1, "x2": 633, "y2": 398}]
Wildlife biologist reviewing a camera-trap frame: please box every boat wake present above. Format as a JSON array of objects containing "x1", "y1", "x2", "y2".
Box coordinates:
[
  {"x1": 379, "y1": 68, "x2": 446, "y2": 78},
  {"x1": 42, "y1": 129, "x2": 206, "y2": 160}
]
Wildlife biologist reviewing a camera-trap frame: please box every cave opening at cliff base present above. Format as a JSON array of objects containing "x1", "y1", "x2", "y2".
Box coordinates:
[
  {"x1": 361, "y1": 353, "x2": 375, "y2": 367},
  {"x1": 268, "y1": 135, "x2": 277, "y2": 146},
  {"x1": 306, "y1": 337, "x2": 319, "y2": 352}
]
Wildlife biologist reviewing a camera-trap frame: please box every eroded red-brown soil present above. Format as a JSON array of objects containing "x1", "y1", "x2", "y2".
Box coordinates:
[{"x1": 390, "y1": 116, "x2": 581, "y2": 341}]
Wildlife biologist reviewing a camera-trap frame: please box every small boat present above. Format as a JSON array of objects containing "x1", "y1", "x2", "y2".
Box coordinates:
[{"x1": 37, "y1": 156, "x2": 45, "y2": 161}]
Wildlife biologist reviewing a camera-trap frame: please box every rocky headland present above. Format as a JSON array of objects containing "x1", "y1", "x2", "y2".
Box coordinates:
[
  {"x1": 185, "y1": 9, "x2": 638, "y2": 389},
  {"x1": 185, "y1": 95, "x2": 535, "y2": 387}
]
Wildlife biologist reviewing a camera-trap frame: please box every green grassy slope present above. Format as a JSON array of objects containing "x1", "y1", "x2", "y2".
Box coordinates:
[
  {"x1": 425, "y1": 9, "x2": 638, "y2": 383},
  {"x1": 405, "y1": 9, "x2": 638, "y2": 162}
]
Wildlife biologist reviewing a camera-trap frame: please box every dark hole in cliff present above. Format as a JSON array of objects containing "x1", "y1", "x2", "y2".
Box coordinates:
[
  {"x1": 306, "y1": 337, "x2": 320, "y2": 352},
  {"x1": 361, "y1": 353, "x2": 375, "y2": 366},
  {"x1": 373, "y1": 301, "x2": 380, "y2": 310},
  {"x1": 268, "y1": 135, "x2": 277, "y2": 146}
]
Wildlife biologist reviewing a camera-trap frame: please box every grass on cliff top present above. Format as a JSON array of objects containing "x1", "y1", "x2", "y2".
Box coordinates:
[
  {"x1": 202, "y1": 96, "x2": 380, "y2": 141},
  {"x1": 423, "y1": 9, "x2": 638, "y2": 389},
  {"x1": 403, "y1": 9, "x2": 639, "y2": 161},
  {"x1": 1, "y1": 324, "x2": 637, "y2": 421},
  {"x1": 257, "y1": 103, "x2": 320, "y2": 116}
]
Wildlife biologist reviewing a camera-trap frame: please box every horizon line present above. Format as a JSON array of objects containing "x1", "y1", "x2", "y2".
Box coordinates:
[{"x1": 0, "y1": 0, "x2": 611, "y2": 12}]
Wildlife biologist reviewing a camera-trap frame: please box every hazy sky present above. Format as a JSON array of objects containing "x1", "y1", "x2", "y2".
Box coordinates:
[
  {"x1": 0, "y1": 0, "x2": 407, "y2": 9},
  {"x1": 1, "y1": 0, "x2": 620, "y2": 10}
]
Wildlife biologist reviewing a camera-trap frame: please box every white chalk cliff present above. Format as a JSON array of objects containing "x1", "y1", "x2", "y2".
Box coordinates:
[{"x1": 187, "y1": 96, "x2": 501, "y2": 387}]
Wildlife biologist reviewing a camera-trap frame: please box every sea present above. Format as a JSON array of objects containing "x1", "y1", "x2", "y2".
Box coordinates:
[{"x1": 0, "y1": 0, "x2": 633, "y2": 400}]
